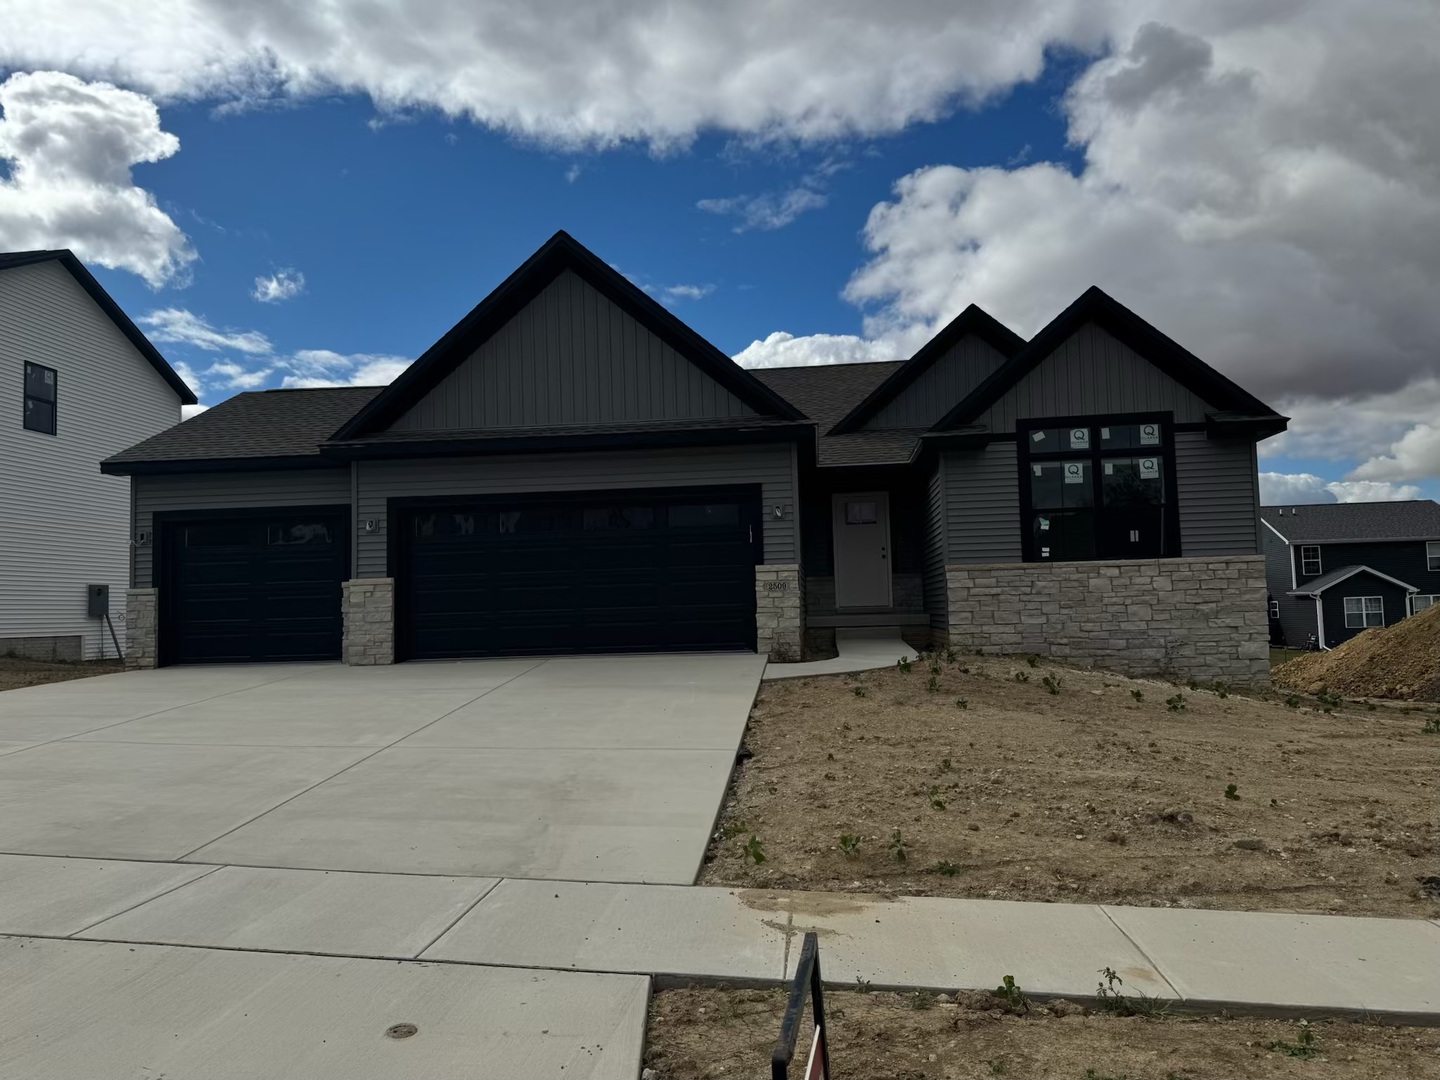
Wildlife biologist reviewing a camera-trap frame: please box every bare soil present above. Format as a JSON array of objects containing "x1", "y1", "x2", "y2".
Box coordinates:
[
  {"x1": 645, "y1": 986, "x2": 1440, "y2": 1080},
  {"x1": 701, "y1": 655, "x2": 1440, "y2": 917},
  {"x1": 0, "y1": 656, "x2": 124, "y2": 692},
  {"x1": 1273, "y1": 603, "x2": 1440, "y2": 701}
]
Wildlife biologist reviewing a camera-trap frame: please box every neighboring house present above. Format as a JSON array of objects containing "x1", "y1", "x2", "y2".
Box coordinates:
[
  {"x1": 103, "y1": 231, "x2": 1285, "y2": 683},
  {"x1": 1, "y1": 250, "x2": 196, "y2": 661},
  {"x1": 1260, "y1": 500, "x2": 1440, "y2": 650}
]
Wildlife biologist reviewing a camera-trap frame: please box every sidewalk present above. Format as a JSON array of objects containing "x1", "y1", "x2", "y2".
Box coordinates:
[
  {"x1": 6, "y1": 854, "x2": 1436, "y2": 1024},
  {"x1": 762, "y1": 627, "x2": 917, "y2": 681}
]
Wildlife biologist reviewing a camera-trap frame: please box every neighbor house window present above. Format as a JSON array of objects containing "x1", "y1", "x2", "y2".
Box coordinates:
[
  {"x1": 1428, "y1": 541, "x2": 1440, "y2": 572},
  {"x1": 1411, "y1": 594, "x2": 1437, "y2": 615},
  {"x1": 1343, "y1": 595, "x2": 1384, "y2": 628},
  {"x1": 1020, "y1": 417, "x2": 1173, "y2": 562},
  {"x1": 22, "y1": 362, "x2": 56, "y2": 435},
  {"x1": 1300, "y1": 545, "x2": 1322, "y2": 577}
]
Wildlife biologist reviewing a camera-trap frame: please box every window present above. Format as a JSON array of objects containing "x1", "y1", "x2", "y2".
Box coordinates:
[
  {"x1": 844, "y1": 500, "x2": 878, "y2": 525},
  {"x1": 267, "y1": 521, "x2": 333, "y2": 546},
  {"x1": 1411, "y1": 594, "x2": 1437, "y2": 616},
  {"x1": 1428, "y1": 541, "x2": 1440, "y2": 572},
  {"x1": 1300, "y1": 545, "x2": 1322, "y2": 577},
  {"x1": 1343, "y1": 595, "x2": 1384, "y2": 628},
  {"x1": 668, "y1": 503, "x2": 740, "y2": 528},
  {"x1": 23, "y1": 362, "x2": 56, "y2": 434},
  {"x1": 1268, "y1": 600, "x2": 1280, "y2": 619},
  {"x1": 1021, "y1": 416, "x2": 1171, "y2": 562}
]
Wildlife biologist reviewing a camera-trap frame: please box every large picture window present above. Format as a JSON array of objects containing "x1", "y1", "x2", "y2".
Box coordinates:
[
  {"x1": 1020, "y1": 416, "x2": 1175, "y2": 562},
  {"x1": 23, "y1": 361, "x2": 56, "y2": 435}
]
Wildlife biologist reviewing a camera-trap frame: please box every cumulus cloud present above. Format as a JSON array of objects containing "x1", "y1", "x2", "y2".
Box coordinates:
[
  {"x1": 0, "y1": 70, "x2": 194, "y2": 285},
  {"x1": 1259, "y1": 473, "x2": 1421, "y2": 506},
  {"x1": 205, "y1": 359, "x2": 271, "y2": 390},
  {"x1": 734, "y1": 330, "x2": 903, "y2": 369},
  {"x1": 140, "y1": 308, "x2": 273, "y2": 353},
  {"x1": 252, "y1": 268, "x2": 305, "y2": 303},
  {"x1": 279, "y1": 349, "x2": 411, "y2": 388}
]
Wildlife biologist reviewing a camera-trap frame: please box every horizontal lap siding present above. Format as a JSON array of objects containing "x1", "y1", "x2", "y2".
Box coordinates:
[
  {"x1": 0, "y1": 261, "x2": 183, "y2": 657},
  {"x1": 355, "y1": 444, "x2": 797, "y2": 577},
  {"x1": 944, "y1": 444, "x2": 1023, "y2": 563},
  {"x1": 391, "y1": 270, "x2": 757, "y2": 431},
  {"x1": 132, "y1": 470, "x2": 353, "y2": 588},
  {"x1": 1175, "y1": 433, "x2": 1259, "y2": 555},
  {"x1": 867, "y1": 336, "x2": 1006, "y2": 429}
]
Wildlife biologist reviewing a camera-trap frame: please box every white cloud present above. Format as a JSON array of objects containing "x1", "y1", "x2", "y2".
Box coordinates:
[
  {"x1": 659, "y1": 283, "x2": 713, "y2": 303},
  {"x1": 252, "y1": 268, "x2": 305, "y2": 303},
  {"x1": 564, "y1": 163, "x2": 582, "y2": 184},
  {"x1": 205, "y1": 359, "x2": 271, "y2": 389},
  {"x1": 1346, "y1": 423, "x2": 1440, "y2": 485},
  {"x1": 140, "y1": 308, "x2": 273, "y2": 353},
  {"x1": 279, "y1": 349, "x2": 411, "y2": 388},
  {"x1": 733, "y1": 330, "x2": 902, "y2": 369},
  {"x1": 698, "y1": 185, "x2": 827, "y2": 232},
  {"x1": 180, "y1": 402, "x2": 210, "y2": 420},
  {"x1": 1259, "y1": 472, "x2": 1421, "y2": 505},
  {"x1": 0, "y1": 71, "x2": 194, "y2": 286}
]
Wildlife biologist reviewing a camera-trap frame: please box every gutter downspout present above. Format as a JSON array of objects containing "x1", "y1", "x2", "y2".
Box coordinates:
[{"x1": 1314, "y1": 595, "x2": 1328, "y2": 650}]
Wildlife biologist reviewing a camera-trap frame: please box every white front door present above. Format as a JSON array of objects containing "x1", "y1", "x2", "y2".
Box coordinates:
[{"x1": 832, "y1": 493, "x2": 891, "y2": 608}]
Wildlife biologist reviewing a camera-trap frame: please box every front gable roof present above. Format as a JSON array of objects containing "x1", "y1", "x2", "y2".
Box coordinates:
[
  {"x1": 0, "y1": 249, "x2": 197, "y2": 405},
  {"x1": 1261, "y1": 500, "x2": 1440, "y2": 543},
  {"x1": 1287, "y1": 564, "x2": 1419, "y2": 596},
  {"x1": 828, "y1": 305, "x2": 1025, "y2": 435},
  {"x1": 930, "y1": 286, "x2": 1279, "y2": 432},
  {"x1": 333, "y1": 231, "x2": 804, "y2": 441}
]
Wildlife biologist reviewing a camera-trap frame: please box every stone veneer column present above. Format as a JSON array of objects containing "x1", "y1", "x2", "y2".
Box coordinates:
[
  {"x1": 946, "y1": 554, "x2": 1270, "y2": 686},
  {"x1": 755, "y1": 563, "x2": 804, "y2": 662},
  {"x1": 342, "y1": 578, "x2": 394, "y2": 666},
  {"x1": 124, "y1": 588, "x2": 158, "y2": 670}
]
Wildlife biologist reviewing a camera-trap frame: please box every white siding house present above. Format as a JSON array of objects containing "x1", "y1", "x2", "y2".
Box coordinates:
[{"x1": 0, "y1": 252, "x2": 194, "y2": 661}]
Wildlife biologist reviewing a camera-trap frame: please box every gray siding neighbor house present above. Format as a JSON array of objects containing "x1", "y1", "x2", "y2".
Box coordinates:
[
  {"x1": 103, "y1": 231, "x2": 1286, "y2": 683},
  {"x1": 1260, "y1": 500, "x2": 1440, "y2": 650},
  {"x1": 0, "y1": 250, "x2": 195, "y2": 661}
]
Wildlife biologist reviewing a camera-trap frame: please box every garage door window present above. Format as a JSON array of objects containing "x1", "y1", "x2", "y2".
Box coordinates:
[
  {"x1": 185, "y1": 523, "x2": 244, "y2": 547},
  {"x1": 668, "y1": 503, "x2": 740, "y2": 527},
  {"x1": 267, "y1": 521, "x2": 334, "y2": 545},
  {"x1": 583, "y1": 506, "x2": 656, "y2": 531}
]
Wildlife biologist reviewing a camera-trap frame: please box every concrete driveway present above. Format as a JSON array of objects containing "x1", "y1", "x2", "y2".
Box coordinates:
[{"x1": 0, "y1": 653, "x2": 763, "y2": 884}]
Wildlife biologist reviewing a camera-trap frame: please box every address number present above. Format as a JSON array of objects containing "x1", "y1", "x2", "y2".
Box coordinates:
[{"x1": 764, "y1": 581, "x2": 789, "y2": 592}]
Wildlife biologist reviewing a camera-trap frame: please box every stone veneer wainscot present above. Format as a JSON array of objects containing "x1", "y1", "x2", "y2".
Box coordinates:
[
  {"x1": 342, "y1": 578, "x2": 395, "y2": 666},
  {"x1": 755, "y1": 563, "x2": 803, "y2": 662}
]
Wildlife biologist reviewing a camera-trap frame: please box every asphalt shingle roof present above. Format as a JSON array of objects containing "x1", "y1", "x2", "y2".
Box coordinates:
[
  {"x1": 1287, "y1": 565, "x2": 1419, "y2": 595},
  {"x1": 1260, "y1": 501, "x2": 1440, "y2": 543},
  {"x1": 751, "y1": 362, "x2": 923, "y2": 465},
  {"x1": 103, "y1": 386, "x2": 383, "y2": 466}
]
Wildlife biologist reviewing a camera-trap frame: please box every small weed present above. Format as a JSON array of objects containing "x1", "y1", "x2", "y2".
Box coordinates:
[
  {"x1": 838, "y1": 833, "x2": 861, "y2": 857},
  {"x1": 826, "y1": 751, "x2": 835, "y2": 761},
  {"x1": 908, "y1": 991, "x2": 933, "y2": 1011},
  {"x1": 1421, "y1": 716, "x2": 1440, "y2": 735},
  {"x1": 855, "y1": 975, "x2": 872, "y2": 993},
  {"x1": 1081, "y1": 1071, "x2": 1131, "y2": 1080},
  {"x1": 939, "y1": 757, "x2": 953, "y2": 771},
  {"x1": 1212, "y1": 681, "x2": 1230, "y2": 699},
  {"x1": 720, "y1": 819, "x2": 748, "y2": 840},
  {"x1": 945, "y1": 647, "x2": 958, "y2": 664},
  {"x1": 1224, "y1": 783, "x2": 1240, "y2": 800},
  {"x1": 1268, "y1": 1020, "x2": 1320, "y2": 1059},
  {"x1": 929, "y1": 655, "x2": 944, "y2": 676},
  {"x1": 889, "y1": 828, "x2": 910, "y2": 864},
  {"x1": 1013, "y1": 671, "x2": 1030, "y2": 684},
  {"x1": 1315, "y1": 689, "x2": 1344, "y2": 709},
  {"x1": 1026, "y1": 655, "x2": 1039, "y2": 667},
  {"x1": 987, "y1": 1060, "x2": 1007, "y2": 1076},
  {"x1": 1187, "y1": 678, "x2": 1199, "y2": 691},
  {"x1": 1041, "y1": 674, "x2": 1063, "y2": 695},
  {"x1": 1284, "y1": 694, "x2": 1301, "y2": 708},
  {"x1": 927, "y1": 785, "x2": 947, "y2": 810},
  {"x1": 1366, "y1": 702, "x2": 1377, "y2": 711},
  {"x1": 992, "y1": 974, "x2": 1029, "y2": 1013},
  {"x1": 1165, "y1": 693, "x2": 1187, "y2": 712},
  {"x1": 926, "y1": 673, "x2": 941, "y2": 693},
  {"x1": 929, "y1": 860, "x2": 961, "y2": 876},
  {"x1": 741, "y1": 834, "x2": 766, "y2": 864},
  {"x1": 852, "y1": 685, "x2": 868, "y2": 698},
  {"x1": 897, "y1": 656, "x2": 913, "y2": 673},
  {"x1": 1095, "y1": 966, "x2": 1170, "y2": 1018},
  {"x1": 955, "y1": 698, "x2": 969, "y2": 709},
  {"x1": 1130, "y1": 689, "x2": 1144, "y2": 702}
]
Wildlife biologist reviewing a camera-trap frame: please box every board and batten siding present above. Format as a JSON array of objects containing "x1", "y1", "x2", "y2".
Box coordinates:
[
  {"x1": 923, "y1": 460, "x2": 950, "y2": 629},
  {"x1": 866, "y1": 336, "x2": 1007, "y2": 430},
  {"x1": 1174, "y1": 432, "x2": 1260, "y2": 555},
  {"x1": 131, "y1": 469, "x2": 353, "y2": 588},
  {"x1": 390, "y1": 270, "x2": 758, "y2": 432},
  {"x1": 0, "y1": 260, "x2": 183, "y2": 658},
  {"x1": 972, "y1": 323, "x2": 1213, "y2": 433},
  {"x1": 354, "y1": 444, "x2": 798, "y2": 577},
  {"x1": 942, "y1": 443, "x2": 1024, "y2": 563}
]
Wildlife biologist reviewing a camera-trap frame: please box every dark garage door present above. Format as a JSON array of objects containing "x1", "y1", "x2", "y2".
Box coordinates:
[
  {"x1": 398, "y1": 489, "x2": 759, "y2": 659},
  {"x1": 162, "y1": 511, "x2": 348, "y2": 664}
]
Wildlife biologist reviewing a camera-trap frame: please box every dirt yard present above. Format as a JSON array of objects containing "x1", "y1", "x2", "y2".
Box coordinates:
[
  {"x1": 645, "y1": 986, "x2": 1440, "y2": 1080},
  {"x1": 700, "y1": 654, "x2": 1440, "y2": 917},
  {"x1": 0, "y1": 656, "x2": 124, "y2": 692}
]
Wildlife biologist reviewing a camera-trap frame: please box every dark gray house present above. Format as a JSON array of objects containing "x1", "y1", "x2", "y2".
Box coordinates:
[
  {"x1": 103, "y1": 231, "x2": 1286, "y2": 683},
  {"x1": 1261, "y1": 500, "x2": 1440, "y2": 650}
]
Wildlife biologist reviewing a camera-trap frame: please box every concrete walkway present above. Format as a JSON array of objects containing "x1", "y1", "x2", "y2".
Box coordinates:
[
  {"x1": 762, "y1": 627, "x2": 918, "y2": 681},
  {"x1": 6, "y1": 854, "x2": 1435, "y2": 1025}
]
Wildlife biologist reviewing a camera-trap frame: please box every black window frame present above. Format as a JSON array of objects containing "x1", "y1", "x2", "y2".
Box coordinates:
[
  {"x1": 22, "y1": 361, "x2": 57, "y2": 436},
  {"x1": 1017, "y1": 412, "x2": 1180, "y2": 564},
  {"x1": 1300, "y1": 545, "x2": 1322, "y2": 577}
]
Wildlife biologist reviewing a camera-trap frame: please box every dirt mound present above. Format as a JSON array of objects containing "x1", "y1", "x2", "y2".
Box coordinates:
[{"x1": 1273, "y1": 602, "x2": 1440, "y2": 701}]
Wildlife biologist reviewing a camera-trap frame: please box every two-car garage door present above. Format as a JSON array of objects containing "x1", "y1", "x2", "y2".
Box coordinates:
[
  {"x1": 159, "y1": 488, "x2": 759, "y2": 664},
  {"x1": 396, "y1": 489, "x2": 760, "y2": 659}
]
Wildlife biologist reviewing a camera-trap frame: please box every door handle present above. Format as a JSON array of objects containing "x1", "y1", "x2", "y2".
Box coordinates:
[{"x1": 881, "y1": 546, "x2": 888, "y2": 560}]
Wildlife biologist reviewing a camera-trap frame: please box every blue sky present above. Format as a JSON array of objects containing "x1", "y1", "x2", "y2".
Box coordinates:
[{"x1": 2, "y1": 4, "x2": 1437, "y2": 503}]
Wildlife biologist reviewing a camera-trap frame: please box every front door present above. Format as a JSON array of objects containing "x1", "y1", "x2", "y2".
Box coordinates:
[{"x1": 832, "y1": 493, "x2": 891, "y2": 608}]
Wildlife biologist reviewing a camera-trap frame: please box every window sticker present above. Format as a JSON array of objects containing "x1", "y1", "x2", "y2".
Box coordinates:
[
  {"x1": 1104, "y1": 462, "x2": 1114, "y2": 475},
  {"x1": 1038, "y1": 516, "x2": 1050, "y2": 531},
  {"x1": 1040, "y1": 546, "x2": 1051, "y2": 558},
  {"x1": 1069, "y1": 427, "x2": 1090, "y2": 449},
  {"x1": 1139, "y1": 457, "x2": 1160, "y2": 479},
  {"x1": 1100, "y1": 427, "x2": 1111, "y2": 439},
  {"x1": 1140, "y1": 423, "x2": 1160, "y2": 445},
  {"x1": 1064, "y1": 462, "x2": 1085, "y2": 484},
  {"x1": 1031, "y1": 430, "x2": 1046, "y2": 442},
  {"x1": 1033, "y1": 464, "x2": 1044, "y2": 476}
]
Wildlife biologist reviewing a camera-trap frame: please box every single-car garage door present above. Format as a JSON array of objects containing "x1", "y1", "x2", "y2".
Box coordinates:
[
  {"x1": 160, "y1": 510, "x2": 348, "y2": 664},
  {"x1": 397, "y1": 489, "x2": 759, "y2": 659}
]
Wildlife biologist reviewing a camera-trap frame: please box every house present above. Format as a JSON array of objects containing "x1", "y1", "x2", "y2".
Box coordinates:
[
  {"x1": 1261, "y1": 500, "x2": 1440, "y2": 650},
  {"x1": 0, "y1": 250, "x2": 195, "y2": 662},
  {"x1": 102, "y1": 231, "x2": 1285, "y2": 683}
]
